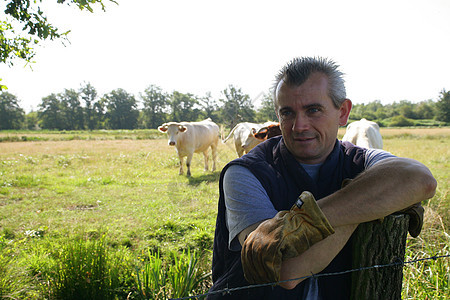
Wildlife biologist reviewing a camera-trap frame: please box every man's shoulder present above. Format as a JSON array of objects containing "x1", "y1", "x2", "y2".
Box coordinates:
[{"x1": 340, "y1": 140, "x2": 368, "y2": 155}]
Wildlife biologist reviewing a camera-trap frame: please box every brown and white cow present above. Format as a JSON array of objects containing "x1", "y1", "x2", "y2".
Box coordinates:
[
  {"x1": 252, "y1": 123, "x2": 281, "y2": 141},
  {"x1": 342, "y1": 118, "x2": 383, "y2": 149},
  {"x1": 158, "y1": 118, "x2": 219, "y2": 176},
  {"x1": 222, "y1": 121, "x2": 278, "y2": 157}
]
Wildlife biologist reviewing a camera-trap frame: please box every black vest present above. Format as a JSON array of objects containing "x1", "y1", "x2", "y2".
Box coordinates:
[{"x1": 209, "y1": 137, "x2": 366, "y2": 300}]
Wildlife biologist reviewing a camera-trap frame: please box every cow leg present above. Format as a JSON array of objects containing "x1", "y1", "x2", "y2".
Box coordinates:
[
  {"x1": 203, "y1": 150, "x2": 209, "y2": 172},
  {"x1": 186, "y1": 153, "x2": 193, "y2": 176},
  {"x1": 211, "y1": 144, "x2": 217, "y2": 171},
  {"x1": 235, "y1": 141, "x2": 244, "y2": 157},
  {"x1": 179, "y1": 156, "x2": 184, "y2": 175}
]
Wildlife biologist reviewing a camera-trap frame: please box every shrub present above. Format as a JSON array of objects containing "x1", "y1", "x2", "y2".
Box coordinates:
[{"x1": 389, "y1": 115, "x2": 414, "y2": 127}]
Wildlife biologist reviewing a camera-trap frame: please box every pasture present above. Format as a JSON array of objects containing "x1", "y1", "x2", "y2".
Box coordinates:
[{"x1": 0, "y1": 127, "x2": 449, "y2": 299}]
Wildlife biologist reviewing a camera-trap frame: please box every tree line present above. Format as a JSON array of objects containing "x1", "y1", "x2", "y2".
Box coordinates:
[{"x1": 0, "y1": 83, "x2": 449, "y2": 131}]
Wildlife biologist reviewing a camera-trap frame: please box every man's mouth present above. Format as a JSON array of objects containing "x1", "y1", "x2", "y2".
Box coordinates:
[{"x1": 293, "y1": 136, "x2": 316, "y2": 142}]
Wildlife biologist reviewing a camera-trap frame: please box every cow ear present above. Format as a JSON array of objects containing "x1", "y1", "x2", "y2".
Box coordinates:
[
  {"x1": 259, "y1": 128, "x2": 268, "y2": 134},
  {"x1": 254, "y1": 127, "x2": 268, "y2": 140},
  {"x1": 179, "y1": 125, "x2": 187, "y2": 132},
  {"x1": 158, "y1": 124, "x2": 168, "y2": 133}
]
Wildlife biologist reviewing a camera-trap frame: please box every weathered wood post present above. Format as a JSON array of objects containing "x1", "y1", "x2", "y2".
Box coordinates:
[{"x1": 351, "y1": 214, "x2": 410, "y2": 300}]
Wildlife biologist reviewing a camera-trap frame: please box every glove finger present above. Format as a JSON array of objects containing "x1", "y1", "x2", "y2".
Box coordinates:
[
  {"x1": 242, "y1": 227, "x2": 281, "y2": 284},
  {"x1": 242, "y1": 234, "x2": 258, "y2": 283},
  {"x1": 242, "y1": 231, "x2": 269, "y2": 284}
]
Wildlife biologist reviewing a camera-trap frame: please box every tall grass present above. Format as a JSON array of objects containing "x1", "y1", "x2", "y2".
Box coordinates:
[
  {"x1": 167, "y1": 249, "x2": 208, "y2": 299},
  {"x1": 135, "y1": 249, "x2": 208, "y2": 299},
  {"x1": 0, "y1": 235, "x2": 14, "y2": 298},
  {"x1": 45, "y1": 235, "x2": 128, "y2": 300},
  {"x1": 402, "y1": 200, "x2": 450, "y2": 299},
  {"x1": 135, "y1": 250, "x2": 168, "y2": 299}
]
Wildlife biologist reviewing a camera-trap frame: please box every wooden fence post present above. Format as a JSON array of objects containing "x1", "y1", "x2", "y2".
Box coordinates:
[{"x1": 351, "y1": 214, "x2": 410, "y2": 300}]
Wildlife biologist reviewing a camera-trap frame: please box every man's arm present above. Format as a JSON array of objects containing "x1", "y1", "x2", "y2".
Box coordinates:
[
  {"x1": 318, "y1": 157, "x2": 436, "y2": 227},
  {"x1": 279, "y1": 224, "x2": 358, "y2": 289},
  {"x1": 243, "y1": 157, "x2": 436, "y2": 289}
]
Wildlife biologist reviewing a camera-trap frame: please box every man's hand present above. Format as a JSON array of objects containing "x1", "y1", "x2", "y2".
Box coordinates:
[
  {"x1": 396, "y1": 202, "x2": 424, "y2": 237},
  {"x1": 241, "y1": 191, "x2": 335, "y2": 284}
]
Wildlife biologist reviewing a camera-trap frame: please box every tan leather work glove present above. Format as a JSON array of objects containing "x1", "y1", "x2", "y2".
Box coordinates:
[
  {"x1": 396, "y1": 202, "x2": 424, "y2": 238},
  {"x1": 241, "y1": 191, "x2": 335, "y2": 284}
]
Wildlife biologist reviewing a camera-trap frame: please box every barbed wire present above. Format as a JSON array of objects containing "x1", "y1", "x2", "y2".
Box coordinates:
[{"x1": 170, "y1": 254, "x2": 450, "y2": 300}]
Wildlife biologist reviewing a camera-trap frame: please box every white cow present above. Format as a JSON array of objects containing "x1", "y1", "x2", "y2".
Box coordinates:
[
  {"x1": 222, "y1": 121, "x2": 278, "y2": 157},
  {"x1": 342, "y1": 118, "x2": 383, "y2": 149},
  {"x1": 158, "y1": 118, "x2": 219, "y2": 176}
]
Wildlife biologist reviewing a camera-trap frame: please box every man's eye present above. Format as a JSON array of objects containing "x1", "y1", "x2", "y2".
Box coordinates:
[
  {"x1": 308, "y1": 107, "x2": 321, "y2": 114},
  {"x1": 280, "y1": 110, "x2": 293, "y2": 117}
]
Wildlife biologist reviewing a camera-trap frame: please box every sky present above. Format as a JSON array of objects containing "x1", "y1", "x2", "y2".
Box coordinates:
[{"x1": 1, "y1": 0, "x2": 450, "y2": 112}]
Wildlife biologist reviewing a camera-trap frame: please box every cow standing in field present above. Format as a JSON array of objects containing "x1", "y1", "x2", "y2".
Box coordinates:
[
  {"x1": 222, "y1": 121, "x2": 278, "y2": 157},
  {"x1": 342, "y1": 118, "x2": 383, "y2": 149},
  {"x1": 158, "y1": 118, "x2": 219, "y2": 176},
  {"x1": 252, "y1": 123, "x2": 281, "y2": 141}
]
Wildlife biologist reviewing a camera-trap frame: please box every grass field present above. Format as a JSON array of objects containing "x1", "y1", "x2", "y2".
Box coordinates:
[{"x1": 0, "y1": 127, "x2": 449, "y2": 299}]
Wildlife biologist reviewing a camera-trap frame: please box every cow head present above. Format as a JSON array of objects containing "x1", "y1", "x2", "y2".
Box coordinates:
[
  {"x1": 253, "y1": 127, "x2": 269, "y2": 140},
  {"x1": 158, "y1": 122, "x2": 187, "y2": 146},
  {"x1": 253, "y1": 124, "x2": 281, "y2": 141}
]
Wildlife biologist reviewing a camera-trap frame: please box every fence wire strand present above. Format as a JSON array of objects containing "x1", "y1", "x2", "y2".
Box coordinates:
[{"x1": 170, "y1": 254, "x2": 450, "y2": 300}]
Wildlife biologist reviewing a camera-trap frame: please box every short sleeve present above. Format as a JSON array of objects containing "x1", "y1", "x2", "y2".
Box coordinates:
[
  {"x1": 364, "y1": 148, "x2": 396, "y2": 169},
  {"x1": 224, "y1": 165, "x2": 278, "y2": 251}
]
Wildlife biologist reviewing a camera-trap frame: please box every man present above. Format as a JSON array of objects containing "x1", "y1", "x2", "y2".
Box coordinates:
[{"x1": 209, "y1": 57, "x2": 437, "y2": 299}]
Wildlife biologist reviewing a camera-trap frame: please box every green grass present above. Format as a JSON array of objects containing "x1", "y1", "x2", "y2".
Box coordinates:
[
  {"x1": 0, "y1": 128, "x2": 448, "y2": 298},
  {"x1": 0, "y1": 129, "x2": 166, "y2": 143}
]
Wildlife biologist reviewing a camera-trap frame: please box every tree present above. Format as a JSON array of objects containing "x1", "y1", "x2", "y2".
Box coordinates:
[
  {"x1": 0, "y1": 91, "x2": 24, "y2": 129},
  {"x1": 38, "y1": 93, "x2": 63, "y2": 130},
  {"x1": 140, "y1": 85, "x2": 167, "y2": 128},
  {"x1": 25, "y1": 110, "x2": 39, "y2": 130},
  {"x1": 397, "y1": 100, "x2": 416, "y2": 119},
  {"x1": 1, "y1": 0, "x2": 117, "y2": 67},
  {"x1": 219, "y1": 85, "x2": 255, "y2": 129},
  {"x1": 256, "y1": 92, "x2": 277, "y2": 122},
  {"x1": 1, "y1": 1, "x2": 117, "y2": 90},
  {"x1": 374, "y1": 106, "x2": 388, "y2": 120},
  {"x1": 168, "y1": 91, "x2": 200, "y2": 122},
  {"x1": 349, "y1": 103, "x2": 364, "y2": 120},
  {"x1": 435, "y1": 89, "x2": 450, "y2": 123},
  {"x1": 60, "y1": 88, "x2": 84, "y2": 130},
  {"x1": 80, "y1": 82, "x2": 99, "y2": 129},
  {"x1": 104, "y1": 88, "x2": 139, "y2": 129},
  {"x1": 92, "y1": 98, "x2": 106, "y2": 129},
  {"x1": 198, "y1": 92, "x2": 219, "y2": 121},
  {"x1": 415, "y1": 100, "x2": 435, "y2": 120}
]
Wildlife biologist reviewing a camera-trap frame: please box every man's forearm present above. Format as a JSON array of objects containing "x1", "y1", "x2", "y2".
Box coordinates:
[
  {"x1": 318, "y1": 157, "x2": 437, "y2": 227},
  {"x1": 279, "y1": 223, "x2": 358, "y2": 289}
]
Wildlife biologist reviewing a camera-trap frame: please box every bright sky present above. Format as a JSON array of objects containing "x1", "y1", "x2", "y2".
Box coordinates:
[{"x1": 1, "y1": 0, "x2": 449, "y2": 112}]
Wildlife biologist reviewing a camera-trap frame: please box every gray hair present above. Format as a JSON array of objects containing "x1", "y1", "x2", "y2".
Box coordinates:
[{"x1": 272, "y1": 57, "x2": 347, "y2": 108}]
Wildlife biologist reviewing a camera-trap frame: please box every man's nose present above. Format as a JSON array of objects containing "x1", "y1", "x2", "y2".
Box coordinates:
[{"x1": 292, "y1": 114, "x2": 310, "y2": 131}]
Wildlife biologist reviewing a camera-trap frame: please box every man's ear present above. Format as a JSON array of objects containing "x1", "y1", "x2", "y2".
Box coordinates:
[{"x1": 339, "y1": 99, "x2": 352, "y2": 126}]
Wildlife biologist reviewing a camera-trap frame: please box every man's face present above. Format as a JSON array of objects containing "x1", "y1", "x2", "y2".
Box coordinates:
[{"x1": 275, "y1": 72, "x2": 351, "y2": 164}]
